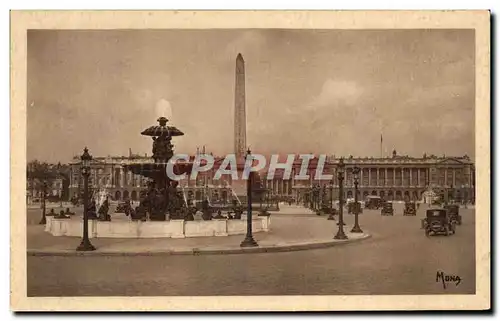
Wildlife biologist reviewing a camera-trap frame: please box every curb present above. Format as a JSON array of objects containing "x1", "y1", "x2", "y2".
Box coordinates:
[{"x1": 27, "y1": 234, "x2": 371, "y2": 257}]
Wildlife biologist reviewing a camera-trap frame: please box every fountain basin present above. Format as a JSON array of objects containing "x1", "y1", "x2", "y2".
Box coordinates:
[{"x1": 45, "y1": 215, "x2": 271, "y2": 239}]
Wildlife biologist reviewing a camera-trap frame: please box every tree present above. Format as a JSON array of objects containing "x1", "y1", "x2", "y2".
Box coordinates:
[{"x1": 27, "y1": 160, "x2": 71, "y2": 201}]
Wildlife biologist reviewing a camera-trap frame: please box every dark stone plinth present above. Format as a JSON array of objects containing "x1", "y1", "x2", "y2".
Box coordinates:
[{"x1": 149, "y1": 213, "x2": 167, "y2": 221}]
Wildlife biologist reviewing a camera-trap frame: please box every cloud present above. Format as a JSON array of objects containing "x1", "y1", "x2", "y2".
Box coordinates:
[
  {"x1": 224, "y1": 30, "x2": 267, "y2": 62},
  {"x1": 308, "y1": 79, "x2": 364, "y2": 110}
]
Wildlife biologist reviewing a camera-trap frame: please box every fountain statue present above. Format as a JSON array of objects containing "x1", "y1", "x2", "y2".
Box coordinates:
[{"x1": 124, "y1": 116, "x2": 191, "y2": 221}]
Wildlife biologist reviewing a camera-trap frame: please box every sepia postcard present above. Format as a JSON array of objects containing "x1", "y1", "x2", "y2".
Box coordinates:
[{"x1": 10, "y1": 10, "x2": 490, "y2": 311}]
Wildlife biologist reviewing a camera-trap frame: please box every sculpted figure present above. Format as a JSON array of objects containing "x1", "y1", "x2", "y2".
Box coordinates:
[
  {"x1": 98, "y1": 198, "x2": 111, "y2": 221},
  {"x1": 229, "y1": 200, "x2": 244, "y2": 220},
  {"x1": 201, "y1": 199, "x2": 212, "y2": 220},
  {"x1": 87, "y1": 200, "x2": 98, "y2": 220}
]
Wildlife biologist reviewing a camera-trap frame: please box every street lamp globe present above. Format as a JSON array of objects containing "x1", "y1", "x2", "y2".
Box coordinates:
[
  {"x1": 338, "y1": 157, "x2": 345, "y2": 174},
  {"x1": 353, "y1": 166, "x2": 360, "y2": 180},
  {"x1": 81, "y1": 147, "x2": 92, "y2": 173}
]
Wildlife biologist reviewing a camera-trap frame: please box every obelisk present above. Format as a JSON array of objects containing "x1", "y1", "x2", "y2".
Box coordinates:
[
  {"x1": 232, "y1": 53, "x2": 248, "y2": 199},
  {"x1": 234, "y1": 53, "x2": 247, "y2": 159}
]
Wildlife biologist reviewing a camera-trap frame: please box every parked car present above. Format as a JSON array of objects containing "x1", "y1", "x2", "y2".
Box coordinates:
[
  {"x1": 348, "y1": 201, "x2": 363, "y2": 214},
  {"x1": 365, "y1": 195, "x2": 383, "y2": 210},
  {"x1": 381, "y1": 202, "x2": 394, "y2": 216},
  {"x1": 403, "y1": 202, "x2": 417, "y2": 216},
  {"x1": 444, "y1": 204, "x2": 462, "y2": 225},
  {"x1": 421, "y1": 209, "x2": 456, "y2": 236}
]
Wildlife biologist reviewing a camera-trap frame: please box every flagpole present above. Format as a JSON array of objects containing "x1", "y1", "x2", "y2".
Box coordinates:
[{"x1": 380, "y1": 134, "x2": 383, "y2": 158}]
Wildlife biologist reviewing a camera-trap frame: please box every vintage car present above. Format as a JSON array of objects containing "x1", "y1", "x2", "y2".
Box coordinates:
[
  {"x1": 365, "y1": 195, "x2": 383, "y2": 210},
  {"x1": 403, "y1": 202, "x2": 417, "y2": 216},
  {"x1": 422, "y1": 209, "x2": 456, "y2": 236},
  {"x1": 444, "y1": 204, "x2": 462, "y2": 225},
  {"x1": 381, "y1": 202, "x2": 394, "y2": 216},
  {"x1": 115, "y1": 200, "x2": 132, "y2": 214},
  {"x1": 347, "y1": 201, "x2": 363, "y2": 214}
]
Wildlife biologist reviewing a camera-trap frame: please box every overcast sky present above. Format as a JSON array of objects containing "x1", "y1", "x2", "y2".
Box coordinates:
[{"x1": 27, "y1": 29, "x2": 475, "y2": 163}]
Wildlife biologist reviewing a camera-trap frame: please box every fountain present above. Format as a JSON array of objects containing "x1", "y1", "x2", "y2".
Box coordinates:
[
  {"x1": 45, "y1": 116, "x2": 271, "y2": 238},
  {"x1": 124, "y1": 116, "x2": 190, "y2": 221}
]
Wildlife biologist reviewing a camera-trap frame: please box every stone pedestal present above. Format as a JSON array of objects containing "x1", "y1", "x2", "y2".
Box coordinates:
[
  {"x1": 46, "y1": 216, "x2": 271, "y2": 239},
  {"x1": 213, "y1": 219, "x2": 229, "y2": 236},
  {"x1": 170, "y1": 219, "x2": 186, "y2": 238}
]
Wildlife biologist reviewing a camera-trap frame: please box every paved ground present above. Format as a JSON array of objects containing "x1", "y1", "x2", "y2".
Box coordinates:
[{"x1": 26, "y1": 203, "x2": 475, "y2": 296}]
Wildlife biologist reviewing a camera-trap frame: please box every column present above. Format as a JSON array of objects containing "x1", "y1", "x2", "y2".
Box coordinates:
[
  {"x1": 360, "y1": 168, "x2": 364, "y2": 187},
  {"x1": 444, "y1": 168, "x2": 448, "y2": 186},
  {"x1": 120, "y1": 168, "x2": 124, "y2": 187},
  {"x1": 385, "y1": 168, "x2": 388, "y2": 186},
  {"x1": 417, "y1": 168, "x2": 421, "y2": 187},
  {"x1": 453, "y1": 169, "x2": 456, "y2": 187},
  {"x1": 376, "y1": 168, "x2": 380, "y2": 186},
  {"x1": 409, "y1": 168, "x2": 413, "y2": 187},
  {"x1": 368, "y1": 168, "x2": 371, "y2": 187}
]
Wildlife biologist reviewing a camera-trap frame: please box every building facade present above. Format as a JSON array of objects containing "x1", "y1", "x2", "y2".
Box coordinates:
[
  {"x1": 69, "y1": 151, "x2": 475, "y2": 204},
  {"x1": 277, "y1": 152, "x2": 475, "y2": 203},
  {"x1": 26, "y1": 177, "x2": 64, "y2": 204},
  {"x1": 68, "y1": 154, "x2": 234, "y2": 203}
]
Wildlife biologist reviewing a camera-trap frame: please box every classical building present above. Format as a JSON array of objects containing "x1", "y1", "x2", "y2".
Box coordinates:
[
  {"x1": 68, "y1": 153, "x2": 234, "y2": 203},
  {"x1": 69, "y1": 150, "x2": 475, "y2": 204},
  {"x1": 275, "y1": 151, "x2": 475, "y2": 203},
  {"x1": 26, "y1": 177, "x2": 64, "y2": 204}
]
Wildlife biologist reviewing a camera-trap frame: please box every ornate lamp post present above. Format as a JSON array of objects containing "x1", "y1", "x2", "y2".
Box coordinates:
[
  {"x1": 462, "y1": 184, "x2": 467, "y2": 208},
  {"x1": 327, "y1": 180, "x2": 335, "y2": 220},
  {"x1": 308, "y1": 186, "x2": 313, "y2": 209},
  {"x1": 314, "y1": 185, "x2": 320, "y2": 211},
  {"x1": 38, "y1": 181, "x2": 48, "y2": 225},
  {"x1": 76, "y1": 147, "x2": 96, "y2": 252},
  {"x1": 240, "y1": 148, "x2": 259, "y2": 247},
  {"x1": 334, "y1": 158, "x2": 348, "y2": 240},
  {"x1": 57, "y1": 162, "x2": 63, "y2": 208},
  {"x1": 351, "y1": 166, "x2": 363, "y2": 233}
]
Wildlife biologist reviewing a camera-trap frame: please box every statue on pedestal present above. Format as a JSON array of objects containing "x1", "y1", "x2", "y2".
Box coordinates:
[
  {"x1": 98, "y1": 198, "x2": 111, "y2": 221},
  {"x1": 201, "y1": 199, "x2": 212, "y2": 220},
  {"x1": 231, "y1": 200, "x2": 244, "y2": 220},
  {"x1": 55, "y1": 209, "x2": 70, "y2": 219},
  {"x1": 132, "y1": 203, "x2": 147, "y2": 221},
  {"x1": 87, "y1": 200, "x2": 98, "y2": 220}
]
